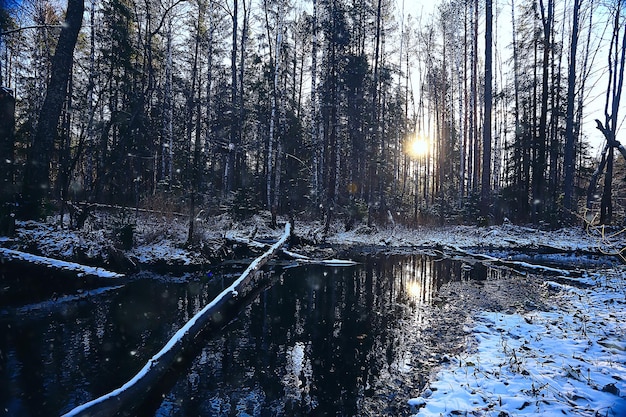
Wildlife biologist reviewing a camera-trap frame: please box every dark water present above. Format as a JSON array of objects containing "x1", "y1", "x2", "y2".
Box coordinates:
[{"x1": 0, "y1": 254, "x2": 500, "y2": 417}]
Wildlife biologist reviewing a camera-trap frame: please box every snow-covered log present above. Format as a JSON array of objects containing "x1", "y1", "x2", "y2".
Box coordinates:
[
  {"x1": 448, "y1": 246, "x2": 578, "y2": 276},
  {"x1": 225, "y1": 234, "x2": 356, "y2": 266},
  {"x1": 0, "y1": 248, "x2": 124, "y2": 279},
  {"x1": 61, "y1": 222, "x2": 291, "y2": 417},
  {"x1": 227, "y1": 234, "x2": 309, "y2": 260}
]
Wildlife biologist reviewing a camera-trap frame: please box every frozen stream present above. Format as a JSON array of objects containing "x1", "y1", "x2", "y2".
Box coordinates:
[{"x1": 0, "y1": 252, "x2": 607, "y2": 416}]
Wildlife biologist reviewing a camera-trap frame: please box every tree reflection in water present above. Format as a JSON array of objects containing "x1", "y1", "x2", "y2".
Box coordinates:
[{"x1": 0, "y1": 254, "x2": 513, "y2": 416}]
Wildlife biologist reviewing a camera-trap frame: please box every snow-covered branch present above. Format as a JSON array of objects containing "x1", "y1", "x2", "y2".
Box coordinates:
[
  {"x1": 225, "y1": 234, "x2": 357, "y2": 266},
  {"x1": 447, "y1": 245, "x2": 578, "y2": 277}
]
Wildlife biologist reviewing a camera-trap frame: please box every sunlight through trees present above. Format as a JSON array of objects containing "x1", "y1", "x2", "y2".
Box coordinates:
[{"x1": 0, "y1": 0, "x2": 624, "y2": 227}]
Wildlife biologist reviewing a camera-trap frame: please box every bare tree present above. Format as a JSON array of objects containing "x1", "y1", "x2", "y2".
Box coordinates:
[{"x1": 586, "y1": 1, "x2": 626, "y2": 224}]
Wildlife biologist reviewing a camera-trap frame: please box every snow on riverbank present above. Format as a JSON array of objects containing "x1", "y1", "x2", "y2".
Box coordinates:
[
  {"x1": 3, "y1": 213, "x2": 619, "y2": 269},
  {"x1": 408, "y1": 268, "x2": 626, "y2": 417},
  {"x1": 323, "y1": 222, "x2": 609, "y2": 253},
  {"x1": 3, "y1": 213, "x2": 625, "y2": 415}
]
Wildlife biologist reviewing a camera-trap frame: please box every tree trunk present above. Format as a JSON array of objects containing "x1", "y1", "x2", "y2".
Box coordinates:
[
  {"x1": 533, "y1": 0, "x2": 553, "y2": 220},
  {"x1": 0, "y1": 87, "x2": 15, "y2": 235},
  {"x1": 267, "y1": 10, "x2": 283, "y2": 215},
  {"x1": 224, "y1": 0, "x2": 238, "y2": 195},
  {"x1": 471, "y1": 0, "x2": 479, "y2": 192},
  {"x1": 20, "y1": 0, "x2": 85, "y2": 219},
  {"x1": 600, "y1": 146, "x2": 614, "y2": 224},
  {"x1": 563, "y1": 0, "x2": 582, "y2": 216},
  {"x1": 187, "y1": 11, "x2": 203, "y2": 245},
  {"x1": 481, "y1": 0, "x2": 493, "y2": 218},
  {"x1": 590, "y1": 4, "x2": 626, "y2": 224},
  {"x1": 310, "y1": 0, "x2": 320, "y2": 208},
  {"x1": 0, "y1": 87, "x2": 15, "y2": 196}
]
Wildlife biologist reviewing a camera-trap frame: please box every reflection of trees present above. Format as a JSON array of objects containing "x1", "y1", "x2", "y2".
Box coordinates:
[
  {"x1": 1, "y1": 277, "x2": 235, "y2": 415},
  {"x1": 165, "y1": 255, "x2": 499, "y2": 415},
  {"x1": 2, "y1": 257, "x2": 517, "y2": 416}
]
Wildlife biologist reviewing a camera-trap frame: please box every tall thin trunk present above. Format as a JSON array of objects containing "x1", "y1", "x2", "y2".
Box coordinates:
[
  {"x1": 310, "y1": 0, "x2": 319, "y2": 204},
  {"x1": 534, "y1": 0, "x2": 553, "y2": 219},
  {"x1": 600, "y1": 146, "x2": 614, "y2": 224},
  {"x1": 187, "y1": 11, "x2": 202, "y2": 244},
  {"x1": 85, "y1": 0, "x2": 96, "y2": 196},
  {"x1": 563, "y1": 0, "x2": 582, "y2": 215},
  {"x1": 237, "y1": 0, "x2": 248, "y2": 187},
  {"x1": 162, "y1": 17, "x2": 173, "y2": 186},
  {"x1": 511, "y1": 0, "x2": 522, "y2": 199},
  {"x1": 471, "y1": 0, "x2": 479, "y2": 192},
  {"x1": 224, "y1": 0, "x2": 238, "y2": 194},
  {"x1": 323, "y1": 0, "x2": 339, "y2": 233},
  {"x1": 268, "y1": 11, "x2": 283, "y2": 222},
  {"x1": 368, "y1": 0, "x2": 382, "y2": 224},
  {"x1": 481, "y1": 0, "x2": 492, "y2": 217}
]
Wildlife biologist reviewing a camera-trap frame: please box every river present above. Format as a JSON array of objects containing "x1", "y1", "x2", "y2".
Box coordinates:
[{"x1": 1, "y1": 253, "x2": 532, "y2": 416}]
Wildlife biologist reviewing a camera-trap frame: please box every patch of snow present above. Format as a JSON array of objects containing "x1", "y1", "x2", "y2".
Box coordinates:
[
  {"x1": 409, "y1": 267, "x2": 626, "y2": 417},
  {"x1": 319, "y1": 258, "x2": 358, "y2": 266},
  {"x1": 131, "y1": 241, "x2": 201, "y2": 266},
  {"x1": 327, "y1": 223, "x2": 603, "y2": 253}
]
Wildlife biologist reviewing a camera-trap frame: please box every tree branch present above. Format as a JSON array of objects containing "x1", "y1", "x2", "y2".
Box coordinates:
[{"x1": 0, "y1": 24, "x2": 64, "y2": 36}]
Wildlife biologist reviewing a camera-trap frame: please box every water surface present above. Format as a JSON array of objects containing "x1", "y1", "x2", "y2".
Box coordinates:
[{"x1": 0, "y1": 254, "x2": 508, "y2": 416}]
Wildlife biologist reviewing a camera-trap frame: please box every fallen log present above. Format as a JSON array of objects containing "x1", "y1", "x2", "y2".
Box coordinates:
[
  {"x1": 0, "y1": 248, "x2": 124, "y2": 279},
  {"x1": 447, "y1": 245, "x2": 580, "y2": 277},
  {"x1": 225, "y1": 234, "x2": 357, "y2": 266},
  {"x1": 61, "y1": 222, "x2": 291, "y2": 417}
]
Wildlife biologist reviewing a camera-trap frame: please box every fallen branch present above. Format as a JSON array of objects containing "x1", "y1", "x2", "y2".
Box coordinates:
[
  {"x1": 306, "y1": 258, "x2": 358, "y2": 266},
  {"x1": 62, "y1": 222, "x2": 291, "y2": 417},
  {"x1": 225, "y1": 234, "x2": 357, "y2": 266},
  {"x1": 447, "y1": 246, "x2": 578, "y2": 277}
]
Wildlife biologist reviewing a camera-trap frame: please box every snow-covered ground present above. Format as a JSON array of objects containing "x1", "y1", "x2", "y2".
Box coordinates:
[
  {"x1": 4, "y1": 213, "x2": 621, "y2": 268},
  {"x1": 322, "y1": 221, "x2": 619, "y2": 253},
  {"x1": 408, "y1": 267, "x2": 626, "y2": 417}
]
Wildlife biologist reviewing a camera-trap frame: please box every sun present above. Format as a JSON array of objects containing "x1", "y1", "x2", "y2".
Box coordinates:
[{"x1": 407, "y1": 137, "x2": 429, "y2": 158}]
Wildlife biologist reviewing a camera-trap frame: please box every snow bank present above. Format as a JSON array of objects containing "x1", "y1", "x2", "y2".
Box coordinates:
[
  {"x1": 409, "y1": 268, "x2": 626, "y2": 416},
  {"x1": 326, "y1": 223, "x2": 604, "y2": 252},
  {"x1": 10, "y1": 213, "x2": 619, "y2": 270}
]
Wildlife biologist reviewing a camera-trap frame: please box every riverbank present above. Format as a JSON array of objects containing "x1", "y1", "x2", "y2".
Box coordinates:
[
  {"x1": 1, "y1": 211, "x2": 620, "y2": 272},
  {"x1": 407, "y1": 264, "x2": 626, "y2": 416}
]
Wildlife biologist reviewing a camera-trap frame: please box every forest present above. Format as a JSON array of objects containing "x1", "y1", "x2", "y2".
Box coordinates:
[{"x1": 0, "y1": 0, "x2": 625, "y2": 234}]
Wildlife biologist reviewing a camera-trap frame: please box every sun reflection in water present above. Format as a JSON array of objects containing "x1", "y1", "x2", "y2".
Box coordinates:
[{"x1": 406, "y1": 280, "x2": 423, "y2": 300}]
